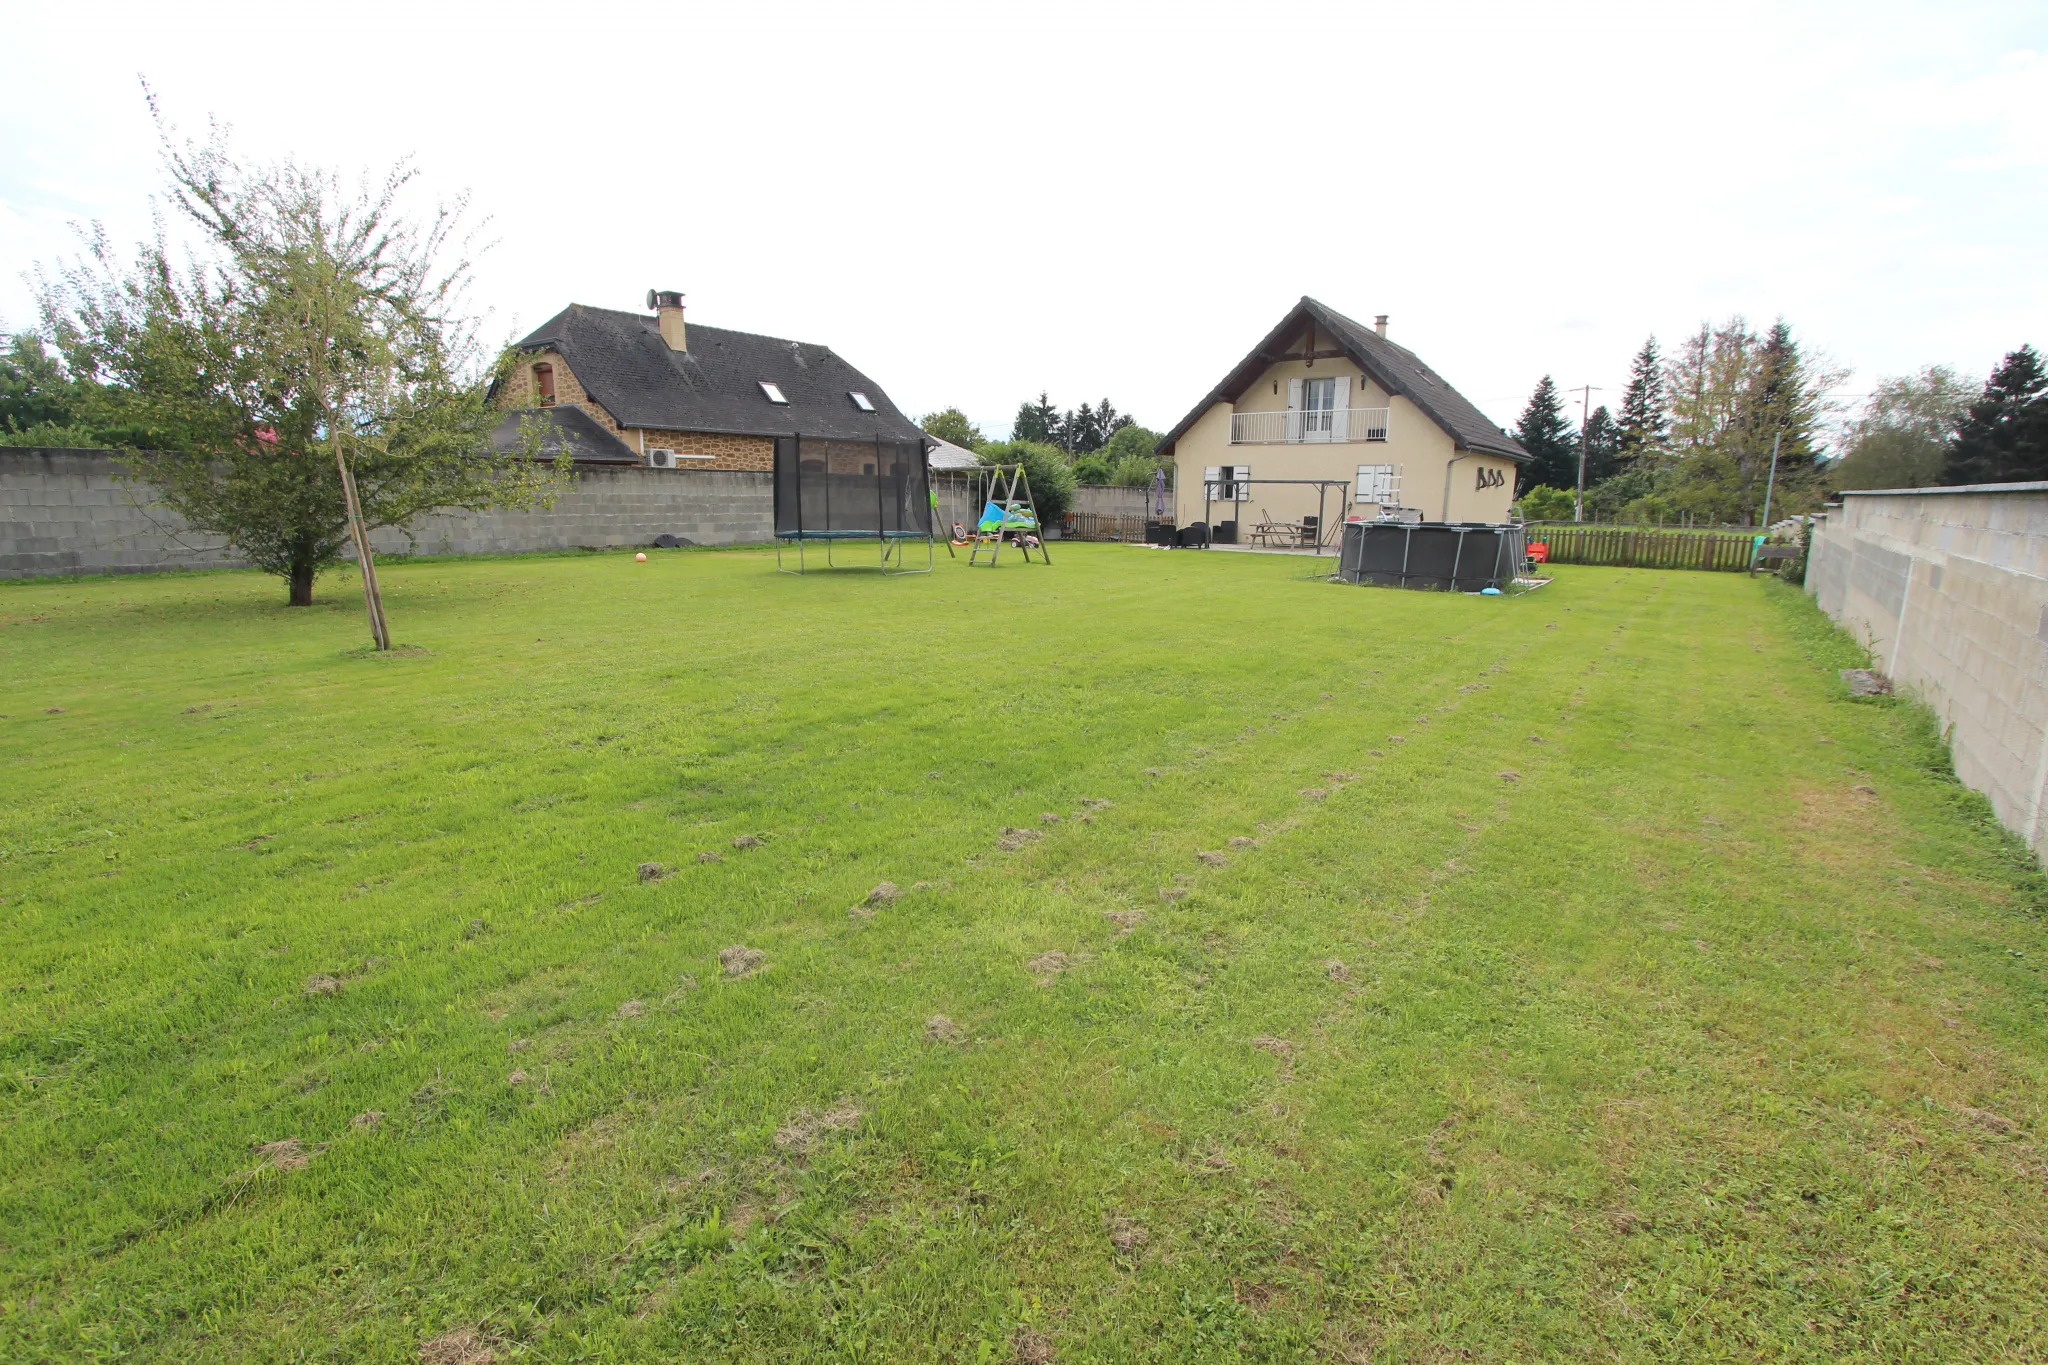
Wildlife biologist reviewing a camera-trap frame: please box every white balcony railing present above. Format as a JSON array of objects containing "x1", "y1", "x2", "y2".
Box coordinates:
[{"x1": 1230, "y1": 407, "x2": 1390, "y2": 444}]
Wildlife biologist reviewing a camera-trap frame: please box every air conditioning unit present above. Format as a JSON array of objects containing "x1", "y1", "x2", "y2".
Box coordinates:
[{"x1": 647, "y1": 448, "x2": 676, "y2": 469}]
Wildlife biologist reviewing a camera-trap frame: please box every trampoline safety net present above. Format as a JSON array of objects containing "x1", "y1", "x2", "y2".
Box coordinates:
[{"x1": 774, "y1": 436, "x2": 933, "y2": 540}]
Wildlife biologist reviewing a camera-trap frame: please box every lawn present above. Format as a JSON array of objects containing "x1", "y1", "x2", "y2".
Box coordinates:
[{"x1": 3, "y1": 544, "x2": 2044, "y2": 1364}]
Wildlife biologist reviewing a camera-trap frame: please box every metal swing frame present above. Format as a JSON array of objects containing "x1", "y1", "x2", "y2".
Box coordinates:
[{"x1": 967, "y1": 463, "x2": 1051, "y2": 566}]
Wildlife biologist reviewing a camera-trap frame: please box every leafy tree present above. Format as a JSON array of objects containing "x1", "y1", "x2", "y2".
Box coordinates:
[
  {"x1": 1513, "y1": 376, "x2": 1577, "y2": 493},
  {"x1": 39, "y1": 98, "x2": 566, "y2": 637},
  {"x1": 1515, "y1": 485, "x2": 1577, "y2": 521},
  {"x1": 1102, "y1": 423, "x2": 1157, "y2": 463},
  {"x1": 1830, "y1": 366, "x2": 1973, "y2": 491},
  {"x1": 976, "y1": 439, "x2": 1076, "y2": 525},
  {"x1": 1013, "y1": 392, "x2": 1059, "y2": 446},
  {"x1": 1070, "y1": 453, "x2": 1113, "y2": 484},
  {"x1": 1615, "y1": 336, "x2": 1667, "y2": 466},
  {"x1": 917, "y1": 407, "x2": 983, "y2": 451},
  {"x1": 1942, "y1": 345, "x2": 2048, "y2": 486},
  {"x1": 1665, "y1": 316, "x2": 1843, "y2": 523},
  {"x1": 0, "y1": 333, "x2": 80, "y2": 432}
]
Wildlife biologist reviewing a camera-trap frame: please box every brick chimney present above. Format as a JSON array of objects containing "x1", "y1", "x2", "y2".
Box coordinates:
[
  {"x1": 648, "y1": 290, "x2": 686, "y2": 351},
  {"x1": 1374, "y1": 314, "x2": 1389, "y2": 338}
]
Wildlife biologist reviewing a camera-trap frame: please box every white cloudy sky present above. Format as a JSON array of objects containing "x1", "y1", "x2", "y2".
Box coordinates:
[{"x1": 2, "y1": 0, "x2": 2042, "y2": 442}]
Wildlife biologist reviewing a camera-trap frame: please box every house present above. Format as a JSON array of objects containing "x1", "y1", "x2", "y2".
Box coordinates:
[
  {"x1": 1155, "y1": 297, "x2": 1528, "y2": 538},
  {"x1": 492, "y1": 291, "x2": 928, "y2": 471},
  {"x1": 925, "y1": 435, "x2": 982, "y2": 471}
]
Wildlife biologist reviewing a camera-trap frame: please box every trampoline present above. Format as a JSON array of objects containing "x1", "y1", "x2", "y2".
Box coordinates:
[{"x1": 774, "y1": 434, "x2": 935, "y2": 575}]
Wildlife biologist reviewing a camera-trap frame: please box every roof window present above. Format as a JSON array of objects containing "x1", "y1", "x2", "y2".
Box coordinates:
[
  {"x1": 848, "y1": 391, "x2": 875, "y2": 412},
  {"x1": 759, "y1": 381, "x2": 788, "y2": 404}
]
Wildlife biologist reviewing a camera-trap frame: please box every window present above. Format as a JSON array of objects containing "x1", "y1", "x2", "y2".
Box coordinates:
[
  {"x1": 1204, "y1": 465, "x2": 1251, "y2": 503},
  {"x1": 848, "y1": 390, "x2": 875, "y2": 412},
  {"x1": 759, "y1": 381, "x2": 788, "y2": 404},
  {"x1": 533, "y1": 362, "x2": 556, "y2": 406},
  {"x1": 1356, "y1": 464, "x2": 1396, "y2": 504}
]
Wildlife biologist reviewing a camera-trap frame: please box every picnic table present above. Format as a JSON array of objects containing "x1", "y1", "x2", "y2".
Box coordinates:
[{"x1": 1250, "y1": 517, "x2": 1319, "y2": 548}]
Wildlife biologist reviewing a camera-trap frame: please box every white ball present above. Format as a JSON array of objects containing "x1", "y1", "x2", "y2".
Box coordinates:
[{"x1": 635, "y1": 552, "x2": 648, "y2": 562}]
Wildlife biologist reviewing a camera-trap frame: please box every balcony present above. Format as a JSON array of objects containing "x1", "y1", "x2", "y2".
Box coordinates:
[{"x1": 1230, "y1": 407, "x2": 1390, "y2": 444}]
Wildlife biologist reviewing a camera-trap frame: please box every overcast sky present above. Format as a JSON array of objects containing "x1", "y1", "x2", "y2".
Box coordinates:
[{"x1": 3, "y1": 0, "x2": 2042, "y2": 443}]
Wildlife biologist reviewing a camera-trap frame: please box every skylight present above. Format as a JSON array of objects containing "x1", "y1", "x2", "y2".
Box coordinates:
[
  {"x1": 848, "y1": 391, "x2": 875, "y2": 412},
  {"x1": 759, "y1": 381, "x2": 788, "y2": 404}
]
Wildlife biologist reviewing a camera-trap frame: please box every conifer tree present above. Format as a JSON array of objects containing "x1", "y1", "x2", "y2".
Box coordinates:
[
  {"x1": 1942, "y1": 345, "x2": 2048, "y2": 485},
  {"x1": 1615, "y1": 336, "x2": 1667, "y2": 466},
  {"x1": 1582, "y1": 405, "x2": 1621, "y2": 486},
  {"x1": 1513, "y1": 375, "x2": 1577, "y2": 493},
  {"x1": 1012, "y1": 391, "x2": 1060, "y2": 446}
]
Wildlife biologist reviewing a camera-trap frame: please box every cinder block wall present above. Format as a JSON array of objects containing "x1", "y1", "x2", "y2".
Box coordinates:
[
  {"x1": 1807, "y1": 482, "x2": 2048, "y2": 861},
  {"x1": 0, "y1": 448, "x2": 773, "y2": 580},
  {"x1": 0, "y1": 448, "x2": 243, "y2": 578}
]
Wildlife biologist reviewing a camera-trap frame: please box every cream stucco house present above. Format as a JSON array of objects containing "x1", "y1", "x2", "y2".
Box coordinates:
[{"x1": 1157, "y1": 298, "x2": 1528, "y2": 540}]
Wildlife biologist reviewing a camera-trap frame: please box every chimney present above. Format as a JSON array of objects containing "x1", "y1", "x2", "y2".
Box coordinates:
[
  {"x1": 1374, "y1": 314, "x2": 1389, "y2": 339},
  {"x1": 647, "y1": 289, "x2": 686, "y2": 351}
]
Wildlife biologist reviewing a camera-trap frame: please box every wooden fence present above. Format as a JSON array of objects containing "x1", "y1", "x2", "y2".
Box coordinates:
[
  {"x1": 1525, "y1": 524, "x2": 1755, "y2": 572},
  {"x1": 1064, "y1": 512, "x2": 1154, "y2": 542}
]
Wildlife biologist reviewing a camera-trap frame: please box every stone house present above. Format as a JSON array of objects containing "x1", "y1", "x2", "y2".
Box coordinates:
[
  {"x1": 1157, "y1": 297, "x2": 1529, "y2": 536},
  {"x1": 491, "y1": 291, "x2": 928, "y2": 472}
]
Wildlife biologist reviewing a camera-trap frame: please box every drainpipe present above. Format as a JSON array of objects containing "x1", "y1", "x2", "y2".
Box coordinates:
[{"x1": 1442, "y1": 453, "x2": 1472, "y2": 522}]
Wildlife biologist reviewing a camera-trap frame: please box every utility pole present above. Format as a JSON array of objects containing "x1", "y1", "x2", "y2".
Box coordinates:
[{"x1": 1569, "y1": 384, "x2": 1602, "y2": 523}]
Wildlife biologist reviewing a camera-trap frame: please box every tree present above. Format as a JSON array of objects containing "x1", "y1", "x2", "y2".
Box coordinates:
[
  {"x1": 0, "y1": 333, "x2": 80, "y2": 432},
  {"x1": 1013, "y1": 392, "x2": 1059, "y2": 446},
  {"x1": 1071, "y1": 453, "x2": 1113, "y2": 484},
  {"x1": 1830, "y1": 366, "x2": 1973, "y2": 491},
  {"x1": 976, "y1": 439, "x2": 1076, "y2": 525},
  {"x1": 1582, "y1": 405, "x2": 1620, "y2": 487},
  {"x1": 918, "y1": 407, "x2": 983, "y2": 451},
  {"x1": 1101, "y1": 423, "x2": 1164, "y2": 487},
  {"x1": 1515, "y1": 485, "x2": 1576, "y2": 521},
  {"x1": 39, "y1": 96, "x2": 567, "y2": 637},
  {"x1": 1942, "y1": 345, "x2": 2048, "y2": 486},
  {"x1": 1513, "y1": 376, "x2": 1577, "y2": 493},
  {"x1": 1615, "y1": 336, "x2": 1667, "y2": 466},
  {"x1": 1664, "y1": 316, "x2": 1843, "y2": 523}
]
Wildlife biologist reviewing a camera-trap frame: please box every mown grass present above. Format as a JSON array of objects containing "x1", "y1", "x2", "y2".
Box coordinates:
[{"x1": 2, "y1": 545, "x2": 2044, "y2": 1364}]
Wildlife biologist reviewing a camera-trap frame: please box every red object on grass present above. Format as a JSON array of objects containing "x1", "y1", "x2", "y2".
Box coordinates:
[{"x1": 1528, "y1": 542, "x2": 1549, "y2": 563}]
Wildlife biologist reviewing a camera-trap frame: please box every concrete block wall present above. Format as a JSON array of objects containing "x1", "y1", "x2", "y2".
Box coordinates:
[
  {"x1": 0, "y1": 448, "x2": 773, "y2": 580},
  {"x1": 1, "y1": 448, "x2": 244, "y2": 577},
  {"x1": 1807, "y1": 482, "x2": 2048, "y2": 861}
]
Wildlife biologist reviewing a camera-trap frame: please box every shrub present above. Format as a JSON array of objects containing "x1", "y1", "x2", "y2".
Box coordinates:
[
  {"x1": 976, "y1": 440, "x2": 1076, "y2": 525},
  {"x1": 1515, "y1": 485, "x2": 1576, "y2": 521}
]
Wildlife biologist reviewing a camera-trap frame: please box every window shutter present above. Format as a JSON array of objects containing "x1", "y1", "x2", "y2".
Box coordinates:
[
  {"x1": 1204, "y1": 466, "x2": 1221, "y2": 505},
  {"x1": 1285, "y1": 378, "x2": 1303, "y2": 443},
  {"x1": 1330, "y1": 376, "x2": 1350, "y2": 442},
  {"x1": 1233, "y1": 465, "x2": 1251, "y2": 502}
]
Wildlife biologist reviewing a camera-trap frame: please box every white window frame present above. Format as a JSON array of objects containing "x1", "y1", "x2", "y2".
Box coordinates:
[
  {"x1": 1204, "y1": 464, "x2": 1251, "y2": 503},
  {"x1": 848, "y1": 390, "x2": 875, "y2": 412},
  {"x1": 759, "y1": 381, "x2": 789, "y2": 404}
]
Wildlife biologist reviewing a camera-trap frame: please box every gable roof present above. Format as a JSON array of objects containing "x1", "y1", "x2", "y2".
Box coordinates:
[
  {"x1": 1157, "y1": 297, "x2": 1530, "y2": 463},
  {"x1": 511, "y1": 305, "x2": 928, "y2": 445},
  {"x1": 925, "y1": 435, "x2": 982, "y2": 470},
  {"x1": 487, "y1": 404, "x2": 639, "y2": 463}
]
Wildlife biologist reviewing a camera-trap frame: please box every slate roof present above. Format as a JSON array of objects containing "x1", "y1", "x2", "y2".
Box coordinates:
[
  {"x1": 509, "y1": 304, "x2": 928, "y2": 446},
  {"x1": 1157, "y1": 297, "x2": 1530, "y2": 463},
  {"x1": 487, "y1": 404, "x2": 639, "y2": 463}
]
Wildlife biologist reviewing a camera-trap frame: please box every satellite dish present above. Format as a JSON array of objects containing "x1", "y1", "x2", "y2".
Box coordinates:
[{"x1": 645, "y1": 289, "x2": 657, "y2": 311}]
